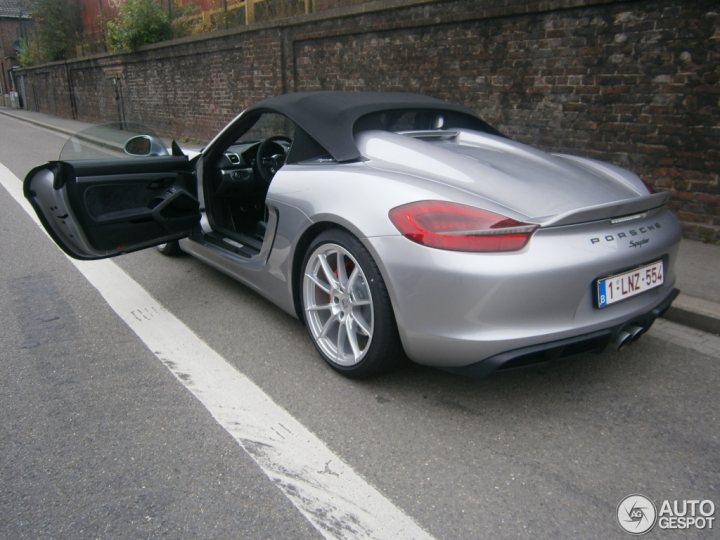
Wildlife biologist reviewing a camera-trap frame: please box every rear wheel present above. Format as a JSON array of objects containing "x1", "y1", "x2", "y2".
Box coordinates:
[
  {"x1": 156, "y1": 240, "x2": 182, "y2": 256},
  {"x1": 301, "y1": 229, "x2": 403, "y2": 378}
]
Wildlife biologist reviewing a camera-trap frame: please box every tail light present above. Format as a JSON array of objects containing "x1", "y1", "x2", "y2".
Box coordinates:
[{"x1": 388, "y1": 200, "x2": 538, "y2": 252}]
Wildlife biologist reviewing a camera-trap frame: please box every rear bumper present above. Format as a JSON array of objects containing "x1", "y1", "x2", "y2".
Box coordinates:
[
  {"x1": 364, "y1": 207, "x2": 682, "y2": 369},
  {"x1": 443, "y1": 288, "x2": 679, "y2": 377}
]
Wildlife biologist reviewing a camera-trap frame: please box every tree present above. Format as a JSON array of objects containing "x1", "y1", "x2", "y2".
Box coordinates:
[
  {"x1": 19, "y1": 0, "x2": 82, "y2": 65},
  {"x1": 106, "y1": 0, "x2": 172, "y2": 52}
]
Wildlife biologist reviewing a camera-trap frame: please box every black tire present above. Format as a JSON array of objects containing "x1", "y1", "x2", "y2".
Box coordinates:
[
  {"x1": 156, "y1": 240, "x2": 182, "y2": 256},
  {"x1": 300, "y1": 228, "x2": 404, "y2": 378}
]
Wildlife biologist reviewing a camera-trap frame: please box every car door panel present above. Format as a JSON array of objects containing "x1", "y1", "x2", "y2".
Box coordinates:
[{"x1": 24, "y1": 157, "x2": 199, "y2": 260}]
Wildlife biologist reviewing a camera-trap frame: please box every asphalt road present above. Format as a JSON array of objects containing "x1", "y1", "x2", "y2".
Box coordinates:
[{"x1": 1, "y1": 114, "x2": 718, "y2": 539}]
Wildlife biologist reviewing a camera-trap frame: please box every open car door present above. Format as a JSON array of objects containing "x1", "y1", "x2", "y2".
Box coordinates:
[{"x1": 24, "y1": 156, "x2": 199, "y2": 260}]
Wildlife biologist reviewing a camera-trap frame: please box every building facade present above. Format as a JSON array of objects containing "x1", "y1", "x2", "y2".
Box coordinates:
[{"x1": 0, "y1": 0, "x2": 31, "y2": 101}]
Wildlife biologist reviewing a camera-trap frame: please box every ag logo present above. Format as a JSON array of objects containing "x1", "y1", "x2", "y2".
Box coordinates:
[{"x1": 617, "y1": 494, "x2": 658, "y2": 534}]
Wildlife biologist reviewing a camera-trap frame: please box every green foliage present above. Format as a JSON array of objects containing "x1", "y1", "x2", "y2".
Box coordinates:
[
  {"x1": 17, "y1": 38, "x2": 37, "y2": 66},
  {"x1": 106, "y1": 0, "x2": 172, "y2": 52},
  {"x1": 19, "y1": 0, "x2": 82, "y2": 65},
  {"x1": 169, "y1": 3, "x2": 199, "y2": 39}
]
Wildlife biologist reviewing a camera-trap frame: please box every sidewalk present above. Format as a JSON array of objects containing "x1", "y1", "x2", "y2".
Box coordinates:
[
  {"x1": 1, "y1": 107, "x2": 95, "y2": 137},
  {"x1": 2, "y1": 106, "x2": 719, "y2": 336},
  {"x1": 668, "y1": 241, "x2": 720, "y2": 335}
]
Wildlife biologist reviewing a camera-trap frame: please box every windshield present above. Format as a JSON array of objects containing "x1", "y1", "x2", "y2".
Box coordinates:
[
  {"x1": 59, "y1": 123, "x2": 168, "y2": 160},
  {"x1": 233, "y1": 113, "x2": 295, "y2": 145}
]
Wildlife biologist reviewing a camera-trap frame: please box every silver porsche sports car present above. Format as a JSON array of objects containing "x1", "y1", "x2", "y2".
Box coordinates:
[{"x1": 24, "y1": 92, "x2": 681, "y2": 378}]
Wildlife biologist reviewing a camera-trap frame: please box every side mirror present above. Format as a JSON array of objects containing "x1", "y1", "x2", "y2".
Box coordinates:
[{"x1": 124, "y1": 135, "x2": 169, "y2": 157}]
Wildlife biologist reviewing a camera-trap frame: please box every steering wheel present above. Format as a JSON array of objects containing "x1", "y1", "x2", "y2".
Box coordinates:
[{"x1": 256, "y1": 136, "x2": 291, "y2": 183}]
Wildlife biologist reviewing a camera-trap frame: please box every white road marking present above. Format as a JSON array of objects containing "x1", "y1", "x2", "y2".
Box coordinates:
[{"x1": 0, "y1": 163, "x2": 433, "y2": 540}]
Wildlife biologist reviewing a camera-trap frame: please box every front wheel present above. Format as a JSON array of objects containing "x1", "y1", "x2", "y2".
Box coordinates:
[{"x1": 301, "y1": 229, "x2": 403, "y2": 378}]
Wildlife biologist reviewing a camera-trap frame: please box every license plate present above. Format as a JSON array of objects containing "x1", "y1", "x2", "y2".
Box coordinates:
[{"x1": 596, "y1": 260, "x2": 664, "y2": 308}]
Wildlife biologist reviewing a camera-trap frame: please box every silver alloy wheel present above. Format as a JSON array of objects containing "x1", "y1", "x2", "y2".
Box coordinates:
[{"x1": 303, "y1": 243, "x2": 374, "y2": 366}]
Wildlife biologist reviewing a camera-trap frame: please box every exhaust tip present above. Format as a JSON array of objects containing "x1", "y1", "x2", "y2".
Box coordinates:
[
  {"x1": 616, "y1": 330, "x2": 633, "y2": 350},
  {"x1": 627, "y1": 325, "x2": 645, "y2": 342},
  {"x1": 615, "y1": 325, "x2": 646, "y2": 350}
]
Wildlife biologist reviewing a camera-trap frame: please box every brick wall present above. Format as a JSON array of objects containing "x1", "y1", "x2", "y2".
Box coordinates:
[{"x1": 16, "y1": 0, "x2": 720, "y2": 242}]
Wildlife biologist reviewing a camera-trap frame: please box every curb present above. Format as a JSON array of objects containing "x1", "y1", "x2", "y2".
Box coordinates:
[
  {"x1": 0, "y1": 108, "x2": 130, "y2": 154},
  {"x1": 0, "y1": 108, "x2": 79, "y2": 137},
  {"x1": 664, "y1": 293, "x2": 720, "y2": 336},
  {"x1": 3, "y1": 107, "x2": 720, "y2": 337}
]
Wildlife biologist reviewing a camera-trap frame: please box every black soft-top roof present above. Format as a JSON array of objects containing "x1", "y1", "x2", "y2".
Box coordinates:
[{"x1": 245, "y1": 91, "x2": 497, "y2": 162}]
